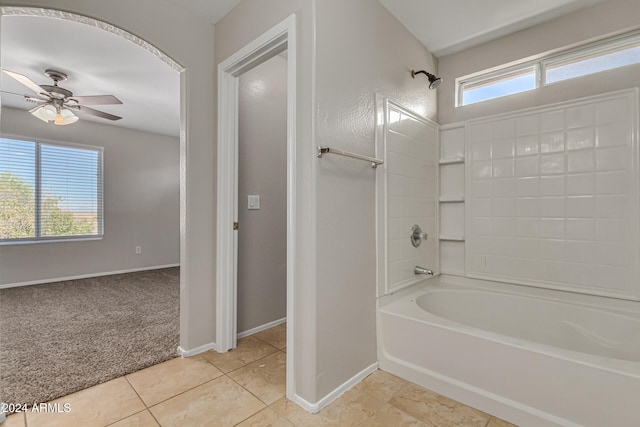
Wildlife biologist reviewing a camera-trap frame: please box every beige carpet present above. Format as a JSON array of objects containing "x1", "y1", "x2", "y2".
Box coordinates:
[{"x1": 0, "y1": 267, "x2": 179, "y2": 405}]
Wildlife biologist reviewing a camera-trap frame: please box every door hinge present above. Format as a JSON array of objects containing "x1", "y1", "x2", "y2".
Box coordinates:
[{"x1": 233, "y1": 222, "x2": 239, "y2": 230}]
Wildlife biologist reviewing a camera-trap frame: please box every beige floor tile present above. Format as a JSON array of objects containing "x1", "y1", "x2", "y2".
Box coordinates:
[
  {"x1": 354, "y1": 369, "x2": 410, "y2": 403},
  {"x1": 3, "y1": 413, "x2": 25, "y2": 427},
  {"x1": 235, "y1": 407, "x2": 294, "y2": 427},
  {"x1": 150, "y1": 376, "x2": 265, "y2": 427},
  {"x1": 26, "y1": 377, "x2": 145, "y2": 427},
  {"x1": 201, "y1": 336, "x2": 279, "y2": 373},
  {"x1": 253, "y1": 323, "x2": 287, "y2": 349},
  {"x1": 389, "y1": 383, "x2": 491, "y2": 427},
  {"x1": 487, "y1": 416, "x2": 519, "y2": 427},
  {"x1": 271, "y1": 388, "x2": 381, "y2": 427},
  {"x1": 126, "y1": 355, "x2": 222, "y2": 406},
  {"x1": 108, "y1": 410, "x2": 159, "y2": 427},
  {"x1": 228, "y1": 351, "x2": 286, "y2": 405},
  {"x1": 357, "y1": 402, "x2": 429, "y2": 427}
]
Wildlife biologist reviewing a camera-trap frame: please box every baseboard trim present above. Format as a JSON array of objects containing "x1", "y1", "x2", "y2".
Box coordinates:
[
  {"x1": 293, "y1": 362, "x2": 379, "y2": 414},
  {"x1": 237, "y1": 317, "x2": 286, "y2": 339},
  {"x1": 0, "y1": 264, "x2": 181, "y2": 289},
  {"x1": 177, "y1": 341, "x2": 219, "y2": 357}
]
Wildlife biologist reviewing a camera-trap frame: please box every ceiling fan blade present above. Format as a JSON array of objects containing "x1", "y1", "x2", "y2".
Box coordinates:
[
  {"x1": 71, "y1": 95, "x2": 123, "y2": 105},
  {"x1": 2, "y1": 70, "x2": 46, "y2": 95},
  {"x1": 79, "y1": 105, "x2": 122, "y2": 121}
]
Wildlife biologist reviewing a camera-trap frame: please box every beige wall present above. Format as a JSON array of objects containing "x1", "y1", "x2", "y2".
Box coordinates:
[
  {"x1": 314, "y1": 0, "x2": 437, "y2": 398},
  {"x1": 438, "y1": 0, "x2": 640, "y2": 124},
  {"x1": 0, "y1": 107, "x2": 179, "y2": 285},
  {"x1": 0, "y1": 0, "x2": 216, "y2": 351},
  {"x1": 217, "y1": 0, "x2": 437, "y2": 403},
  {"x1": 237, "y1": 55, "x2": 287, "y2": 333},
  {"x1": 215, "y1": 0, "x2": 318, "y2": 402}
]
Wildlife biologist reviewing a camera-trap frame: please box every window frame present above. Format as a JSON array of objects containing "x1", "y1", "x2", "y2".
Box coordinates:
[
  {"x1": 456, "y1": 30, "x2": 640, "y2": 107},
  {"x1": 0, "y1": 135, "x2": 104, "y2": 245}
]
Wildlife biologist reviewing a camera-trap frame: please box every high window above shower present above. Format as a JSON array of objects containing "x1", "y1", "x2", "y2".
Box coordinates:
[{"x1": 457, "y1": 30, "x2": 640, "y2": 106}]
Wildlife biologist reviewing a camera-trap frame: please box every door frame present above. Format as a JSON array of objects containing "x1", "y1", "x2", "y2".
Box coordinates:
[{"x1": 216, "y1": 14, "x2": 296, "y2": 395}]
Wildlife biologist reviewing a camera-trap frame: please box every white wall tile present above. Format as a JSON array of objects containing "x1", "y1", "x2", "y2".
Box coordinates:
[
  {"x1": 596, "y1": 195, "x2": 627, "y2": 218},
  {"x1": 540, "y1": 132, "x2": 565, "y2": 153},
  {"x1": 492, "y1": 178, "x2": 515, "y2": 197},
  {"x1": 596, "y1": 219, "x2": 627, "y2": 242},
  {"x1": 596, "y1": 146, "x2": 629, "y2": 171},
  {"x1": 515, "y1": 177, "x2": 539, "y2": 197},
  {"x1": 465, "y1": 91, "x2": 638, "y2": 299},
  {"x1": 492, "y1": 158, "x2": 514, "y2": 177},
  {"x1": 540, "y1": 153, "x2": 565, "y2": 175},
  {"x1": 540, "y1": 196, "x2": 565, "y2": 217},
  {"x1": 516, "y1": 156, "x2": 539, "y2": 177},
  {"x1": 440, "y1": 203, "x2": 465, "y2": 236},
  {"x1": 567, "y1": 173, "x2": 595, "y2": 195},
  {"x1": 441, "y1": 126, "x2": 465, "y2": 160},
  {"x1": 492, "y1": 119, "x2": 515, "y2": 139},
  {"x1": 471, "y1": 180, "x2": 492, "y2": 198},
  {"x1": 566, "y1": 196, "x2": 595, "y2": 218},
  {"x1": 440, "y1": 241, "x2": 465, "y2": 274},
  {"x1": 567, "y1": 150, "x2": 594, "y2": 173},
  {"x1": 540, "y1": 175, "x2": 565, "y2": 196},
  {"x1": 492, "y1": 139, "x2": 515, "y2": 159},
  {"x1": 440, "y1": 163, "x2": 465, "y2": 198},
  {"x1": 516, "y1": 115, "x2": 539, "y2": 136},
  {"x1": 596, "y1": 97, "x2": 628, "y2": 125},
  {"x1": 540, "y1": 110, "x2": 564, "y2": 132},
  {"x1": 516, "y1": 197, "x2": 539, "y2": 217},
  {"x1": 471, "y1": 160, "x2": 492, "y2": 179},
  {"x1": 566, "y1": 104, "x2": 595, "y2": 129},
  {"x1": 597, "y1": 122, "x2": 628, "y2": 147},
  {"x1": 566, "y1": 218, "x2": 595, "y2": 240},
  {"x1": 539, "y1": 218, "x2": 565, "y2": 238},
  {"x1": 566, "y1": 127, "x2": 594, "y2": 150},
  {"x1": 516, "y1": 134, "x2": 539, "y2": 156}
]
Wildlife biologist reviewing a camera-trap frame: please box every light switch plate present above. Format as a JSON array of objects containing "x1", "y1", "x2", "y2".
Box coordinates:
[{"x1": 248, "y1": 195, "x2": 260, "y2": 210}]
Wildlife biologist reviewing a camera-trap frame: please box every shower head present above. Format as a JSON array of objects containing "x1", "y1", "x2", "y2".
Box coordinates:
[{"x1": 411, "y1": 69, "x2": 442, "y2": 90}]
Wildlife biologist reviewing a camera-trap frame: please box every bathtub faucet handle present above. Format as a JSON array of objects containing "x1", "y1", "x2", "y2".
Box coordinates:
[{"x1": 415, "y1": 266, "x2": 434, "y2": 276}]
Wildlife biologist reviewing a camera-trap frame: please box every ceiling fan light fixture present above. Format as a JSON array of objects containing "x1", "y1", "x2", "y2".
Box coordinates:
[
  {"x1": 54, "y1": 108, "x2": 79, "y2": 125},
  {"x1": 30, "y1": 103, "x2": 57, "y2": 122}
]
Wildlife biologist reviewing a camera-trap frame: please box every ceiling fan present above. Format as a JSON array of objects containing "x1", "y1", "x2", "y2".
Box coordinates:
[{"x1": 1, "y1": 68, "x2": 122, "y2": 125}]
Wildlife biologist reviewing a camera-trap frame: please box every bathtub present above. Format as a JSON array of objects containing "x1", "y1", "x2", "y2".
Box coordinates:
[{"x1": 377, "y1": 275, "x2": 640, "y2": 427}]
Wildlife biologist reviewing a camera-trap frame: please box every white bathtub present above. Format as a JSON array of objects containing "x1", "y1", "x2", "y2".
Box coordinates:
[{"x1": 377, "y1": 275, "x2": 640, "y2": 427}]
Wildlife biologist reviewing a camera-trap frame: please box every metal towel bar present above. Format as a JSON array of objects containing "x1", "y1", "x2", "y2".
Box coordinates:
[{"x1": 317, "y1": 146, "x2": 384, "y2": 168}]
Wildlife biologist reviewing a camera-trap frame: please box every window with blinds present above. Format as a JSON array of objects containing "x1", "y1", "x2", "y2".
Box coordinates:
[{"x1": 0, "y1": 137, "x2": 103, "y2": 243}]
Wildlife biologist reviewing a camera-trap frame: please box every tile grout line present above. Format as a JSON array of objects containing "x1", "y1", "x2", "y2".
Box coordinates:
[{"x1": 120, "y1": 376, "x2": 162, "y2": 427}]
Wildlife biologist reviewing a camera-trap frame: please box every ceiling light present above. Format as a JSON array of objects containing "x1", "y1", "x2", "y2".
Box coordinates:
[
  {"x1": 55, "y1": 108, "x2": 79, "y2": 125},
  {"x1": 30, "y1": 104, "x2": 57, "y2": 122},
  {"x1": 29, "y1": 103, "x2": 78, "y2": 125}
]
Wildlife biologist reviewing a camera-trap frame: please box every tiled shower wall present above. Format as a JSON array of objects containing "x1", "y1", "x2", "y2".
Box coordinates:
[
  {"x1": 377, "y1": 98, "x2": 438, "y2": 297},
  {"x1": 442, "y1": 89, "x2": 639, "y2": 300}
]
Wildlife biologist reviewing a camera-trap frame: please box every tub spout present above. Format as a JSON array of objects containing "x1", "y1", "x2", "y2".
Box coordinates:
[{"x1": 415, "y1": 266, "x2": 434, "y2": 276}]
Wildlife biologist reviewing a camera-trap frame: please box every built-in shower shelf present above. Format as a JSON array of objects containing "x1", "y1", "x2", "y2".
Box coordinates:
[
  {"x1": 439, "y1": 234, "x2": 465, "y2": 241},
  {"x1": 439, "y1": 196, "x2": 465, "y2": 203},
  {"x1": 439, "y1": 157, "x2": 465, "y2": 165}
]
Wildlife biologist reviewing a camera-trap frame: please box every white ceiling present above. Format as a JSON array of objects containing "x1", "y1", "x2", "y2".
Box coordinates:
[
  {"x1": 1, "y1": 1, "x2": 606, "y2": 137},
  {"x1": 378, "y1": 0, "x2": 606, "y2": 57},
  {"x1": 1, "y1": 14, "x2": 181, "y2": 137}
]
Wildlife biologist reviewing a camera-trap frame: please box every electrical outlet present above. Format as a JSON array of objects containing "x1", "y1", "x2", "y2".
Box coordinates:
[{"x1": 135, "y1": 246, "x2": 142, "y2": 254}]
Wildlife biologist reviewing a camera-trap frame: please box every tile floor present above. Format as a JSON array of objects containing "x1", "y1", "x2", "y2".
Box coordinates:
[{"x1": 4, "y1": 323, "x2": 516, "y2": 426}]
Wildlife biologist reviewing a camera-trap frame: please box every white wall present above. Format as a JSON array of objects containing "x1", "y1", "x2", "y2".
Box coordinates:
[
  {"x1": 0, "y1": 107, "x2": 179, "y2": 285},
  {"x1": 237, "y1": 55, "x2": 287, "y2": 333},
  {"x1": 0, "y1": 0, "x2": 216, "y2": 352}
]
